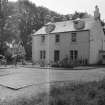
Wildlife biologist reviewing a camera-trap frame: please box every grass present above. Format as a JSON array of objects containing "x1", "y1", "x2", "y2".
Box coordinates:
[
  {"x1": 0, "y1": 92, "x2": 49, "y2": 105},
  {"x1": 2, "y1": 79, "x2": 105, "y2": 105},
  {"x1": 49, "y1": 79, "x2": 105, "y2": 105}
]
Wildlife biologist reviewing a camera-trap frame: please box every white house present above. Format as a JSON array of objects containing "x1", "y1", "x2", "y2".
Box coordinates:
[{"x1": 32, "y1": 6, "x2": 105, "y2": 65}]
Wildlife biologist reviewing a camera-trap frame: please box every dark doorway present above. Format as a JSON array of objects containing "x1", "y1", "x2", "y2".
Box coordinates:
[{"x1": 54, "y1": 50, "x2": 60, "y2": 62}]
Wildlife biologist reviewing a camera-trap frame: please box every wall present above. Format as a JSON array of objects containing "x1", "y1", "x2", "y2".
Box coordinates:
[
  {"x1": 89, "y1": 19, "x2": 105, "y2": 64},
  {"x1": 48, "y1": 31, "x2": 90, "y2": 63},
  {"x1": 32, "y1": 30, "x2": 90, "y2": 64}
]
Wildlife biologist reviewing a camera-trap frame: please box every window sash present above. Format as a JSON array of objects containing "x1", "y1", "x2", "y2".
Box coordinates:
[
  {"x1": 54, "y1": 50, "x2": 60, "y2": 62},
  {"x1": 70, "y1": 50, "x2": 78, "y2": 60},
  {"x1": 41, "y1": 35, "x2": 45, "y2": 42},
  {"x1": 40, "y1": 50, "x2": 46, "y2": 59},
  {"x1": 55, "y1": 34, "x2": 60, "y2": 42},
  {"x1": 71, "y1": 33, "x2": 77, "y2": 42}
]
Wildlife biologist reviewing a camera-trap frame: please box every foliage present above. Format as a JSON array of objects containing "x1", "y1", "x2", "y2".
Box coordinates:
[
  {"x1": 0, "y1": 0, "x2": 63, "y2": 58},
  {"x1": 50, "y1": 79, "x2": 105, "y2": 105},
  {"x1": 0, "y1": 92, "x2": 48, "y2": 105},
  {"x1": 51, "y1": 56, "x2": 78, "y2": 68},
  {"x1": 0, "y1": 0, "x2": 104, "y2": 60},
  {"x1": 2, "y1": 79, "x2": 105, "y2": 105},
  {"x1": 16, "y1": 1, "x2": 63, "y2": 59}
]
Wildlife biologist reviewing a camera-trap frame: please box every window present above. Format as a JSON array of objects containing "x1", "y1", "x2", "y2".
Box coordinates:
[
  {"x1": 70, "y1": 50, "x2": 78, "y2": 60},
  {"x1": 41, "y1": 35, "x2": 45, "y2": 42},
  {"x1": 71, "y1": 32, "x2": 77, "y2": 42},
  {"x1": 40, "y1": 50, "x2": 46, "y2": 59},
  {"x1": 55, "y1": 34, "x2": 60, "y2": 43},
  {"x1": 70, "y1": 50, "x2": 73, "y2": 60},
  {"x1": 103, "y1": 29, "x2": 105, "y2": 35},
  {"x1": 54, "y1": 50, "x2": 60, "y2": 62}
]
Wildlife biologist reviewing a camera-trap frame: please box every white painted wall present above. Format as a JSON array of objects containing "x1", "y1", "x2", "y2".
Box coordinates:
[
  {"x1": 89, "y1": 19, "x2": 105, "y2": 64},
  {"x1": 48, "y1": 31, "x2": 90, "y2": 63},
  {"x1": 32, "y1": 30, "x2": 90, "y2": 64},
  {"x1": 32, "y1": 19, "x2": 105, "y2": 65}
]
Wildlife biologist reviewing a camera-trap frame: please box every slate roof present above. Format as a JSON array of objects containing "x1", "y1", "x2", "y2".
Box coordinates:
[{"x1": 33, "y1": 17, "x2": 95, "y2": 36}]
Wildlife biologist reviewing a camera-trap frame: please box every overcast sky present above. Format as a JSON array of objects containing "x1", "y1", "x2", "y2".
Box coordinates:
[{"x1": 9, "y1": 0, "x2": 105, "y2": 20}]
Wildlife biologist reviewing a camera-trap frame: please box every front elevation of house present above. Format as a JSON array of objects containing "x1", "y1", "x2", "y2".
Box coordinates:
[{"x1": 32, "y1": 6, "x2": 105, "y2": 65}]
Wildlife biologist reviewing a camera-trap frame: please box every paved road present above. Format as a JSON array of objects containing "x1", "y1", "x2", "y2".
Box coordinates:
[
  {"x1": 0, "y1": 66, "x2": 105, "y2": 102},
  {"x1": 0, "y1": 66, "x2": 105, "y2": 89}
]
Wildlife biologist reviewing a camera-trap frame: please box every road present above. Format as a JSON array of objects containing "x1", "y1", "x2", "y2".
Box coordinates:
[
  {"x1": 0, "y1": 66, "x2": 104, "y2": 102},
  {"x1": 0, "y1": 66, "x2": 104, "y2": 89}
]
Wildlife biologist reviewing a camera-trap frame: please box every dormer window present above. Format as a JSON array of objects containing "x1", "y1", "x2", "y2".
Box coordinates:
[
  {"x1": 45, "y1": 23, "x2": 55, "y2": 33},
  {"x1": 73, "y1": 19, "x2": 85, "y2": 30}
]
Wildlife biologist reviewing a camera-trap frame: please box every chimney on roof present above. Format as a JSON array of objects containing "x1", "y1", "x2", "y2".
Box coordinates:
[{"x1": 94, "y1": 5, "x2": 101, "y2": 20}]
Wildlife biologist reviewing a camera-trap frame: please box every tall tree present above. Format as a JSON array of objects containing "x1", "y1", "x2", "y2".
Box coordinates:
[
  {"x1": 0, "y1": 0, "x2": 8, "y2": 55},
  {"x1": 18, "y1": 0, "x2": 39, "y2": 59}
]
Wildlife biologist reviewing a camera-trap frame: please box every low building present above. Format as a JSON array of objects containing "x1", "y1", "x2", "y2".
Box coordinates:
[
  {"x1": 32, "y1": 6, "x2": 105, "y2": 65},
  {"x1": 6, "y1": 41, "x2": 25, "y2": 57}
]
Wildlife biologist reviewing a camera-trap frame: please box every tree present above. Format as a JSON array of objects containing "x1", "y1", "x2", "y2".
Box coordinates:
[
  {"x1": 0, "y1": 0, "x2": 8, "y2": 55},
  {"x1": 0, "y1": 0, "x2": 66, "y2": 59},
  {"x1": 18, "y1": 0, "x2": 38, "y2": 59},
  {"x1": 66, "y1": 11, "x2": 91, "y2": 20}
]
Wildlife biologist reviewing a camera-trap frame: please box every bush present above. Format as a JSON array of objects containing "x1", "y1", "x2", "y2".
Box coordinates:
[{"x1": 51, "y1": 56, "x2": 74, "y2": 68}]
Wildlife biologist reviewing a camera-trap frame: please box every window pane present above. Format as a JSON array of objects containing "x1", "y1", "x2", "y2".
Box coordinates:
[
  {"x1": 70, "y1": 50, "x2": 73, "y2": 60},
  {"x1": 41, "y1": 35, "x2": 45, "y2": 42},
  {"x1": 71, "y1": 33, "x2": 77, "y2": 42},
  {"x1": 40, "y1": 50, "x2": 46, "y2": 59},
  {"x1": 55, "y1": 34, "x2": 60, "y2": 42},
  {"x1": 54, "y1": 50, "x2": 60, "y2": 62},
  {"x1": 70, "y1": 50, "x2": 78, "y2": 60},
  {"x1": 74, "y1": 50, "x2": 78, "y2": 59},
  {"x1": 40, "y1": 51, "x2": 42, "y2": 59},
  {"x1": 43, "y1": 51, "x2": 46, "y2": 59}
]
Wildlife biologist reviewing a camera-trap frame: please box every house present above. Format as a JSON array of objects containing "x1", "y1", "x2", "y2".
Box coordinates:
[
  {"x1": 32, "y1": 6, "x2": 105, "y2": 65},
  {"x1": 6, "y1": 41, "x2": 25, "y2": 57}
]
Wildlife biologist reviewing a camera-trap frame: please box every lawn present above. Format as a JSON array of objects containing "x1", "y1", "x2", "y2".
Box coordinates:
[
  {"x1": 1, "y1": 79, "x2": 105, "y2": 105},
  {"x1": 49, "y1": 79, "x2": 105, "y2": 105}
]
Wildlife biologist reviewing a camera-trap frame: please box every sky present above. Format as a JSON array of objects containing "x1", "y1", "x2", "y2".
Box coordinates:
[{"x1": 9, "y1": 0, "x2": 105, "y2": 20}]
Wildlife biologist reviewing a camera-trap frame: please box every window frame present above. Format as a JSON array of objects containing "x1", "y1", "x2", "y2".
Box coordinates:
[
  {"x1": 41, "y1": 35, "x2": 45, "y2": 43},
  {"x1": 40, "y1": 50, "x2": 46, "y2": 59},
  {"x1": 55, "y1": 34, "x2": 60, "y2": 43},
  {"x1": 71, "y1": 32, "x2": 77, "y2": 42},
  {"x1": 70, "y1": 50, "x2": 78, "y2": 61},
  {"x1": 54, "y1": 50, "x2": 60, "y2": 62}
]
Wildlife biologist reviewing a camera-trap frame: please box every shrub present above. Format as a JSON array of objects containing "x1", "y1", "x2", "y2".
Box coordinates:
[{"x1": 51, "y1": 57, "x2": 74, "y2": 68}]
